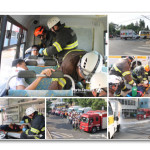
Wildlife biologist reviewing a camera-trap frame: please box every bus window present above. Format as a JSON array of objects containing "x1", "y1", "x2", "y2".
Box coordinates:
[
  {"x1": 4, "y1": 21, "x2": 11, "y2": 47},
  {"x1": 10, "y1": 24, "x2": 20, "y2": 45},
  {"x1": 22, "y1": 30, "x2": 27, "y2": 43},
  {"x1": 19, "y1": 44, "x2": 24, "y2": 58},
  {"x1": 0, "y1": 46, "x2": 16, "y2": 85},
  {"x1": 108, "y1": 102, "x2": 113, "y2": 116}
]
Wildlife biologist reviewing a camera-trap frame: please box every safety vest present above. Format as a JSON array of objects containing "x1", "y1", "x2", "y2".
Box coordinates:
[{"x1": 112, "y1": 64, "x2": 134, "y2": 85}]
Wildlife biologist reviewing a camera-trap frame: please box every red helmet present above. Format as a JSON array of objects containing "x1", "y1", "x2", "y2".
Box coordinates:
[{"x1": 34, "y1": 26, "x2": 45, "y2": 37}]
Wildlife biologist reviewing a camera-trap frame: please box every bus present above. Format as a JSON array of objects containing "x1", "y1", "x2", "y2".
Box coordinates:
[
  {"x1": 0, "y1": 15, "x2": 108, "y2": 97},
  {"x1": 139, "y1": 30, "x2": 150, "y2": 39},
  {"x1": 108, "y1": 100, "x2": 120, "y2": 139}
]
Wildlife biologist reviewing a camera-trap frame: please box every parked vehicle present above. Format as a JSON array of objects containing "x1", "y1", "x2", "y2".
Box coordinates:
[
  {"x1": 68, "y1": 106, "x2": 82, "y2": 113},
  {"x1": 80, "y1": 110, "x2": 107, "y2": 133},
  {"x1": 137, "y1": 108, "x2": 150, "y2": 120},
  {"x1": 139, "y1": 30, "x2": 150, "y2": 39},
  {"x1": 77, "y1": 107, "x2": 92, "y2": 114},
  {"x1": 120, "y1": 29, "x2": 140, "y2": 40},
  {"x1": 108, "y1": 101, "x2": 120, "y2": 139}
]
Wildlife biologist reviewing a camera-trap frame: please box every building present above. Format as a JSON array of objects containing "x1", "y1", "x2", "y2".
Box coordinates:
[
  {"x1": 109, "y1": 98, "x2": 138, "y2": 118},
  {"x1": 139, "y1": 98, "x2": 150, "y2": 108}
]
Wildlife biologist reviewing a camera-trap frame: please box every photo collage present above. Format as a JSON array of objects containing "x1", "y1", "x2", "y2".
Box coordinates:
[{"x1": 0, "y1": 14, "x2": 150, "y2": 140}]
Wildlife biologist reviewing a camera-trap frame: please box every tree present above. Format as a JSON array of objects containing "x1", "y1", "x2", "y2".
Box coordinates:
[
  {"x1": 91, "y1": 99, "x2": 107, "y2": 110},
  {"x1": 146, "y1": 25, "x2": 149, "y2": 30},
  {"x1": 46, "y1": 100, "x2": 52, "y2": 113},
  {"x1": 139, "y1": 19, "x2": 145, "y2": 29},
  {"x1": 63, "y1": 98, "x2": 73, "y2": 106},
  {"x1": 62, "y1": 98, "x2": 107, "y2": 111},
  {"x1": 109, "y1": 22, "x2": 116, "y2": 35}
]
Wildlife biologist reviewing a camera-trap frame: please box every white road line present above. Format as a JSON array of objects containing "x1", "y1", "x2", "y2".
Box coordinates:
[
  {"x1": 51, "y1": 132, "x2": 73, "y2": 138},
  {"x1": 56, "y1": 132, "x2": 74, "y2": 137}
]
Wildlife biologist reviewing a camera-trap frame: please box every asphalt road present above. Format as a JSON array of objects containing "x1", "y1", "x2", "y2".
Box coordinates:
[
  {"x1": 112, "y1": 118, "x2": 150, "y2": 140},
  {"x1": 109, "y1": 38, "x2": 150, "y2": 55},
  {"x1": 46, "y1": 114, "x2": 107, "y2": 140}
]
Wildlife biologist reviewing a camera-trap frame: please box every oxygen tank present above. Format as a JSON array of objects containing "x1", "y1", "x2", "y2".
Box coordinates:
[{"x1": 132, "y1": 86, "x2": 137, "y2": 97}]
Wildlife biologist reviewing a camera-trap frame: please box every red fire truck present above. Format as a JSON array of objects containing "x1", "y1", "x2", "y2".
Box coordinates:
[
  {"x1": 80, "y1": 110, "x2": 107, "y2": 133},
  {"x1": 137, "y1": 108, "x2": 150, "y2": 120}
]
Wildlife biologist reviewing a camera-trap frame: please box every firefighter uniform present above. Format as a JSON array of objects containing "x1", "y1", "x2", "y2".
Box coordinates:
[
  {"x1": 109, "y1": 58, "x2": 134, "y2": 96},
  {"x1": 20, "y1": 111, "x2": 45, "y2": 139},
  {"x1": 21, "y1": 116, "x2": 31, "y2": 124},
  {"x1": 132, "y1": 66, "x2": 148, "y2": 84},
  {"x1": 38, "y1": 31, "x2": 56, "y2": 48},
  {"x1": 42, "y1": 24, "x2": 78, "y2": 59},
  {"x1": 48, "y1": 50, "x2": 87, "y2": 90}
]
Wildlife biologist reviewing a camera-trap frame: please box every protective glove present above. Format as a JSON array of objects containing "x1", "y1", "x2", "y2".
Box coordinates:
[
  {"x1": 39, "y1": 48, "x2": 44, "y2": 55},
  {"x1": 22, "y1": 127, "x2": 27, "y2": 132},
  {"x1": 20, "y1": 121, "x2": 24, "y2": 124}
]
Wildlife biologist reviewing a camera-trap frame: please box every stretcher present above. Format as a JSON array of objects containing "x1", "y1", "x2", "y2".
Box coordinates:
[
  {"x1": 0, "y1": 130, "x2": 21, "y2": 139},
  {"x1": 126, "y1": 85, "x2": 150, "y2": 97}
]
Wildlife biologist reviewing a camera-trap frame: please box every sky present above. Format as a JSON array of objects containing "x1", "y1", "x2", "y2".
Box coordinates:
[{"x1": 108, "y1": 13, "x2": 150, "y2": 28}]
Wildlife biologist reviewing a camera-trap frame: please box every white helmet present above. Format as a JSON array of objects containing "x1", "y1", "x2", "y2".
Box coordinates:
[
  {"x1": 47, "y1": 17, "x2": 60, "y2": 29},
  {"x1": 26, "y1": 107, "x2": 36, "y2": 116},
  {"x1": 79, "y1": 51, "x2": 103, "y2": 79},
  {"x1": 108, "y1": 75, "x2": 122, "y2": 84},
  {"x1": 90, "y1": 72, "x2": 107, "y2": 90}
]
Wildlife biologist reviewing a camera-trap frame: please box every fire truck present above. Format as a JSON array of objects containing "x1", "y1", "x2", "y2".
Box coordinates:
[
  {"x1": 137, "y1": 108, "x2": 150, "y2": 120},
  {"x1": 79, "y1": 110, "x2": 107, "y2": 133}
]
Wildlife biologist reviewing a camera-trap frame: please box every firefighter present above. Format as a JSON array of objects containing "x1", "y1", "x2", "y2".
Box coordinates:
[
  {"x1": 21, "y1": 115, "x2": 31, "y2": 124},
  {"x1": 40, "y1": 17, "x2": 78, "y2": 64},
  {"x1": 132, "y1": 65, "x2": 148, "y2": 86},
  {"x1": 109, "y1": 75, "x2": 123, "y2": 97},
  {"x1": 25, "y1": 26, "x2": 55, "y2": 55},
  {"x1": 144, "y1": 60, "x2": 150, "y2": 77},
  {"x1": 90, "y1": 72, "x2": 107, "y2": 97},
  {"x1": 109, "y1": 56, "x2": 135, "y2": 96},
  {"x1": 20, "y1": 107, "x2": 45, "y2": 139},
  {"x1": 48, "y1": 50, "x2": 103, "y2": 93},
  {"x1": 34, "y1": 26, "x2": 55, "y2": 49}
]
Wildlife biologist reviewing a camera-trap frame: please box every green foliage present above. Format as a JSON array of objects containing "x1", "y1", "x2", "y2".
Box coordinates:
[
  {"x1": 62, "y1": 98, "x2": 107, "y2": 110},
  {"x1": 46, "y1": 100, "x2": 52, "y2": 113},
  {"x1": 109, "y1": 19, "x2": 149, "y2": 35}
]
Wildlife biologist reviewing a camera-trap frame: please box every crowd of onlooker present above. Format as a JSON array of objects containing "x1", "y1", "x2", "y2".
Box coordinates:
[{"x1": 50, "y1": 108, "x2": 82, "y2": 130}]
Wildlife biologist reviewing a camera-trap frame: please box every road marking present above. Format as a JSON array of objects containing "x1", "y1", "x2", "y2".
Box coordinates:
[
  {"x1": 89, "y1": 134, "x2": 107, "y2": 139},
  {"x1": 50, "y1": 131, "x2": 74, "y2": 139}
]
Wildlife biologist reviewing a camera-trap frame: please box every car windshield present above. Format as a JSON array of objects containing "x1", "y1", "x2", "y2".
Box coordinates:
[
  {"x1": 137, "y1": 111, "x2": 145, "y2": 115},
  {"x1": 81, "y1": 117, "x2": 89, "y2": 123}
]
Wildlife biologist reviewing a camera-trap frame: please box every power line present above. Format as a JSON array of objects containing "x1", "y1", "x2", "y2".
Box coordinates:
[{"x1": 112, "y1": 15, "x2": 150, "y2": 25}]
